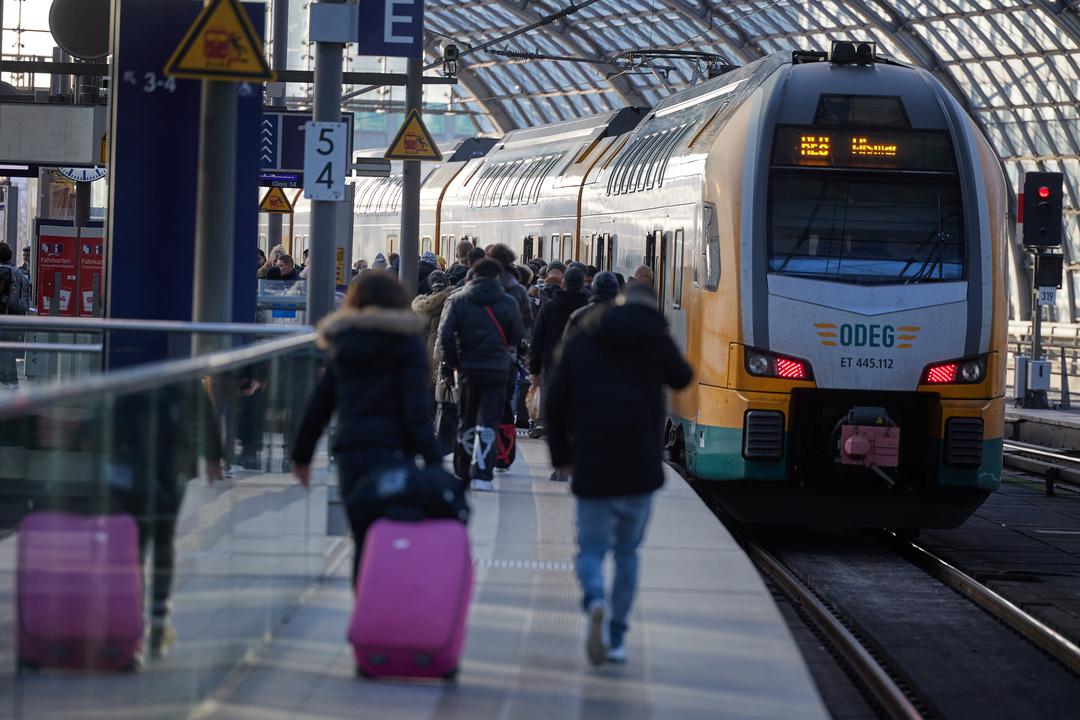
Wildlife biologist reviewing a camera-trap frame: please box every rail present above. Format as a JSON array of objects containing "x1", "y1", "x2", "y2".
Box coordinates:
[
  {"x1": 886, "y1": 534, "x2": 1080, "y2": 677},
  {"x1": 0, "y1": 331, "x2": 317, "y2": 420},
  {"x1": 745, "y1": 542, "x2": 924, "y2": 720},
  {"x1": 0, "y1": 316, "x2": 312, "y2": 335}
]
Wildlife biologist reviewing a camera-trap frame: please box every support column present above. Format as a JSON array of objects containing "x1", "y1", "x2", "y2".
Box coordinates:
[
  {"x1": 191, "y1": 79, "x2": 238, "y2": 355},
  {"x1": 267, "y1": 0, "x2": 289, "y2": 251},
  {"x1": 306, "y1": 0, "x2": 343, "y2": 326},
  {"x1": 398, "y1": 56, "x2": 422, "y2": 296}
]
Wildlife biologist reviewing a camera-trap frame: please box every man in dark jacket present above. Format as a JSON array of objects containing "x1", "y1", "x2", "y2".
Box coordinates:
[
  {"x1": 563, "y1": 270, "x2": 619, "y2": 341},
  {"x1": 446, "y1": 239, "x2": 473, "y2": 287},
  {"x1": 529, "y1": 266, "x2": 587, "y2": 385},
  {"x1": 437, "y1": 258, "x2": 524, "y2": 491},
  {"x1": 486, "y1": 243, "x2": 533, "y2": 336},
  {"x1": 545, "y1": 283, "x2": 692, "y2": 666}
]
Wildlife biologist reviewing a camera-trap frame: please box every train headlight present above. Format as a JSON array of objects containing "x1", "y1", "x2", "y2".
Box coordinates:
[
  {"x1": 959, "y1": 360, "x2": 985, "y2": 383},
  {"x1": 922, "y1": 356, "x2": 987, "y2": 385},
  {"x1": 744, "y1": 347, "x2": 814, "y2": 381},
  {"x1": 747, "y1": 351, "x2": 770, "y2": 376}
]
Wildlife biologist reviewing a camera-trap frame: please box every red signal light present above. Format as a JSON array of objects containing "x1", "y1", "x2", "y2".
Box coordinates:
[
  {"x1": 1038, "y1": 186, "x2": 1052, "y2": 200},
  {"x1": 924, "y1": 362, "x2": 957, "y2": 384},
  {"x1": 776, "y1": 357, "x2": 808, "y2": 380}
]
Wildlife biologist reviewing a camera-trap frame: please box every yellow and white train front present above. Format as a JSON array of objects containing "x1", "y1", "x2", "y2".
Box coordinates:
[{"x1": 683, "y1": 56, "x2": 1007, "y2": 528}]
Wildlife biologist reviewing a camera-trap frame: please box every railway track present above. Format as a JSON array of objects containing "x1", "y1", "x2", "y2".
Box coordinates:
[
  {"x1": 1003, "y1": 439, "x2": 1080, "y2": 491},
  {"x1": 689, "y1": 477, "x2": 1080, "y2": 719},
  {"x1": 745, "y1": 540, "x2": 925, "y2": 720},
  {"x1": 883, "y1": 532, "x2": 1080, "y2": 677}
]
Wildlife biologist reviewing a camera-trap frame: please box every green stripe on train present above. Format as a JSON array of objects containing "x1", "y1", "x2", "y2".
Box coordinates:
[
  {"x1": 937, "y1": 437, "x2": 1003, "y2": 491},
  {"x1": 679, "y1": 418, "x2": 1003, "y2": 490},
  {"x1": 681, "y1": 422, "x2": 788, "y2": 482}
]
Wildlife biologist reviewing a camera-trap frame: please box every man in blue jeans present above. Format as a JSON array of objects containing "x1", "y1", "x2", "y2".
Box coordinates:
[{"x1": 545, "y1": 284, "x2": 692, "y2": 665}]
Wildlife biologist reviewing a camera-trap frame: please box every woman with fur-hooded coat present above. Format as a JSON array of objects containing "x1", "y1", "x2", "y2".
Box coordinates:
[
  {"x1": 409, "y1": 270, "x2": 457, "y2": 387},
  {"x1": 292, "y1": 272, "x2": 442, "y2": 580}
]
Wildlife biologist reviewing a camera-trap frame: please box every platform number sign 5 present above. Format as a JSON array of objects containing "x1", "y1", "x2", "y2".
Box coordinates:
[{"x1": 303, "y1": 121, "x2": 347, "y2": 201}]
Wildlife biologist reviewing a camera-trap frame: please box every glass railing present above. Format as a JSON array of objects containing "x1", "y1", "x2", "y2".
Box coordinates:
[
  {"x1": 0, "y1": 331, "x2": 337, "y2": 718},
  {"x1": 0, "y1": 316, "x2": 310, "y2": 389}
]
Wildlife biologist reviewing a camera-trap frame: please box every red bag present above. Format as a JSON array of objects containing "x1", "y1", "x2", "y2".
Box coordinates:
[
  {"x1": 349, "y1": 519, "x2": 473, "y2": 679},
  {"x1": 495, "y1": 422, "x2": 516, "y2": 469},
  {"x1": 17, "y1": 512, "x2": 144, "y2": 672}
]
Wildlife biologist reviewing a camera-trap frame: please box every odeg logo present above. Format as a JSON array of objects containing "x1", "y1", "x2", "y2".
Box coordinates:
[{"x1": 815, "y1": 323, "x2": 919, "y2": 349}]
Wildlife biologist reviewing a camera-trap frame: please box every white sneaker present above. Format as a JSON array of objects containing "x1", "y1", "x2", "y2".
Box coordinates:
[
  {"x1": 586, "y1": 600, "x2": 607, "y2": 666},
  {"x1": 470, "y1": 479, "x2": 495, "y2": 492},
  {"x1": 606, "y1": 644, "x2": 627, "y2": 663}
]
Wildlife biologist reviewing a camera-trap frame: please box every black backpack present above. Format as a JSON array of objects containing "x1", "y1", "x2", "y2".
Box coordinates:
[{"x1": 348, "y1": 463, "x2": 469, "y2": 530}]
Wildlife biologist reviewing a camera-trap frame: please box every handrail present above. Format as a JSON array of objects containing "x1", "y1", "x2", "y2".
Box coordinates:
[
  {"x1": 0, "y1": 316, "x2": 313, "y2": 335},
  {"x1": 0, "y1": 342, "x2": 102, "y2": 353},
  {"x1": 0, "y1": 332, "x2": 318, "y2": 420}
]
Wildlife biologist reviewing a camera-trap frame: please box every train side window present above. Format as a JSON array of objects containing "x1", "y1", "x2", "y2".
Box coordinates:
[
  {"x1": 562, "y1": 234, "x2": 573, "y2": 263},
  {"x1": 657, "y1": 230, "x2": 668, "y2": 312},
  {"x1": 703, "y1": 203, "x2": 720, "y2": 291},
  {"x1": 606, "y1": 234, "x2": 616, "y2": 271},
  {"x1": 673, "y1": 229, "x2": 685, "y2": 309},
  {"x1": 537, "y1": 236, "x2": 544, "y2": 260},
  {"x1": 523, "y1": 236, "x2": 534, "y2": 263},
  {"x1": 595, "y1": 234, "x2": 606, "y2": 269},
  {"x1": 550, "y1": 235, "x2": 561, "y2": 263}
]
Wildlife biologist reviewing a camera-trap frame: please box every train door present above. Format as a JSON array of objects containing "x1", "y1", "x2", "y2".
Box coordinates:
[
  {"x1": 606, "y1": 234, "x2": 616, "y2": 271},
  {"x1": 595, "y1": 233, "x2": 606, "y2": 270},
  {"x1": 657, "y1": 230, "x2": 669, "y2": 314},
  {"x1": 536, "y1": 235, "x2": 544, "y2": 261},
  {"x1": 522, "y1": 235, "x2": 534, "y2": 263},
  {"x1": 550, "y1": 234, "x2": 562, "y2": 264}
]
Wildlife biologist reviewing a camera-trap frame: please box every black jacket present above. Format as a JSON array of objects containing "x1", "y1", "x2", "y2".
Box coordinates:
[
  {"x1": 528, "y1": 288, "x2": 588, "y2": 376},
  {"x1": 500, "y1": 269, "x2": 534, "y2": 337},
  {"x1": 292, "y1": 307, "x2": 442, "y2": 466},
  {"x1": 437, "y1": 276, "x2": 523, "y2": 375},
  {"x1": 447, "y1": 263, "x2": 468, "y2": 287},
  {"x1": 417, "y1": 260, "x2": 437, "y2": 295},
  {"x1": 545, "y1": 294, "x2": 692, "y2": 498}
]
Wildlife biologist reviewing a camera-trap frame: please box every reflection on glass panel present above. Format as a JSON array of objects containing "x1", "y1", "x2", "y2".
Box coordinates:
[{"x1": 0, "y1": 337, "x2": 324, "y2": 717}]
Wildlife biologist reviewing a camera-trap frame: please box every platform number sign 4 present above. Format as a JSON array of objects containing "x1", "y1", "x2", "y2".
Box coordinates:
[{"x1": 303, "y1": 121, "x2": 347, "y2": 201}]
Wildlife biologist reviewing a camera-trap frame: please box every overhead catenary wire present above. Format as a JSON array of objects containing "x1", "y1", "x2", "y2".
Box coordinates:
[{"x1": 340, "y1": 0, "x2": 605, "y2": 101}]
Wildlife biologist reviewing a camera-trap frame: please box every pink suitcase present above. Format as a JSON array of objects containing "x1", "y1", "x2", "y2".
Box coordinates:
[
  {"x1": 348, "y1": 519, "x2": 473, "y2": 680},
  {"x1": 16, "y1": 512, "x2": 144, "y2": 672}
]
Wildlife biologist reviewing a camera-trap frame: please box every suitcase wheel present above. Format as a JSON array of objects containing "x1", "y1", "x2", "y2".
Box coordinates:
[
  {"x1": 356, "y1": 666, "x2": 374, "y2": 680},
  {"x1": 442, "y1": 668, "x2": 459, "y2": 682}
]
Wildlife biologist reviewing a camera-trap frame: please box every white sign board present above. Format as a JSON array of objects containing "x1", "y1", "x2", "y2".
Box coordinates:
[
  {"x1": 1038, "y1": 286, "x2": 1057, "y2": 306},
  {"x1": 303, "y1": 121, "x2": 347, "y2": 201}
]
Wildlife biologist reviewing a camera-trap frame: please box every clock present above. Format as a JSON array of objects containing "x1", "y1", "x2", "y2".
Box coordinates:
[{"x1": 57, "y1": 166, "x2": 108, "y2": 183}]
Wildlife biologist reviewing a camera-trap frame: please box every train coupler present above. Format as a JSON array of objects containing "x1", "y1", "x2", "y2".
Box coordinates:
[{"x1": 834, "y1": 406, "x2": 900, "y2": 486}]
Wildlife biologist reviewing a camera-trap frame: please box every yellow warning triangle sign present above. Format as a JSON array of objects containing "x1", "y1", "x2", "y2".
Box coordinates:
[
  {"x1": 164, "y1": 0, "x2": 275, "y2": 83},
  {"x1": 259, "y1": 186, "x2": 294, "y2": 214},
  {"x1": 384, "y1": 109, "x2": 443, "y2": 162}
]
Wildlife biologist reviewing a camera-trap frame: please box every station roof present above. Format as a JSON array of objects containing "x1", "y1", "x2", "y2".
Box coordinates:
[{"x1": 428, "y1": 0, "x2": 1080, "y2": 318}]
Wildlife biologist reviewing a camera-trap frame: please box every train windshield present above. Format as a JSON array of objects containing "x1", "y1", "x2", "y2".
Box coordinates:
[{"x1": 767, "y1": 172, "x2": 964, "y2": 285}]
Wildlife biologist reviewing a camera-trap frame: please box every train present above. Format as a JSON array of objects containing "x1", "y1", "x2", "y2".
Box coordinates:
[{"x1": 285, "y1": 43, "x2": 1007, "y2": 528}]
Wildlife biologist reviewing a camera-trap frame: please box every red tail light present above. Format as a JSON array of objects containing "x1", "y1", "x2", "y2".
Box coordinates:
[
  {"x1": 745, "y1": 348, "x2": 815, "y2": 381},
  {"x1": 924, "y1": 362, "x2": 958, "y2": 384},
  {"x1": 776, "y1": 357, "x2": 809, "y2": 379}
]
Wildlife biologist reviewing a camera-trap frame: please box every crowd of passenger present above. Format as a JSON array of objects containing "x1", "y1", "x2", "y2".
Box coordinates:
[{"x1": 291, "y1": 237, "x2": 692, "y2": 667}]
